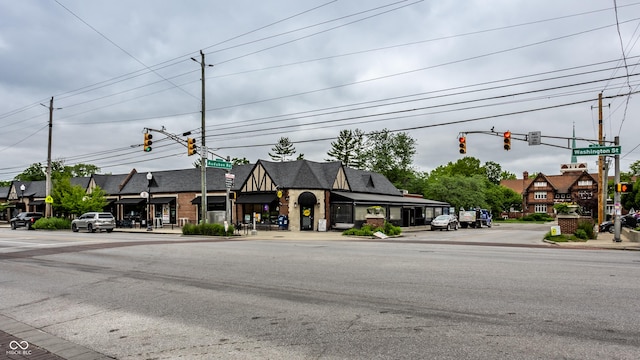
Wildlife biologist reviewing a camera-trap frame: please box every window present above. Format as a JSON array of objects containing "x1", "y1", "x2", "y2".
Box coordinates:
[
  {"x1": 331, "y1": 204, "x2": 353, "y2": 224},
  {"x1": 534, "y1": 191, "x2": 547, "y2": 199},
  {"x1": 534, "y1": 204, "x2": 547, "y2": 213},
  {"x1": 534, "y1": 181, "x2": 547, "y2": 187},
  {"x1": 578, "y1": 190, "x2": 593, "y2": 199},
  {"x1": 578, "y1": 180, "x2": 593, "y2": 186}
]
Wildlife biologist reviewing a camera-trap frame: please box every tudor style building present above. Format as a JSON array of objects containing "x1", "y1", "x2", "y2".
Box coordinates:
[
  {"x1": 500, "y1": 164, "x2": 599, "y2": 218},
  {"x1": 2, "y1": 159, "x2": 450, "y2": 231}
]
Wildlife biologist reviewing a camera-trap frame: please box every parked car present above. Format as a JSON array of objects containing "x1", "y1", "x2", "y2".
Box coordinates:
[
  {"x1": 71, "y1": 212, "x2": 116, "y2": 233},
  {"x1": 430, "y1": 214, "x2": 459, "y2": 231},
  {"x1": 599, "y1": 214, "x2": 639, "y2": 233},
  {"x1": 10, "y1": 212, "x2": 44, "y2": 230}
]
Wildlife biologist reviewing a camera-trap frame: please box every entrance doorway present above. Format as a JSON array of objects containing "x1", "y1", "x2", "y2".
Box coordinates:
[{"x1": 298, "y1": 192, "x2": 317, "y2": 231}]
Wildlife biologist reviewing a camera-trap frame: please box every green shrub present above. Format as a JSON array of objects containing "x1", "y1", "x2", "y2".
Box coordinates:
[
  {"x1": 522, "y1": 213, "x2": 554, "y2": 222},
  {"x1": 182, "y1": 223, "x2": 234, "y2": 236},
  {"x1": 576, "y1": 220, "x2": 595, "y2": 239},
  {"x1": 343, "y1": 222, "x2": 402, "y2": 236},
  {"x1": 574, "y1": 229, "x2": 588, "y2": 240},
  {"x1": 32, "y1": 217, "x2": 71, "y2": 230}
]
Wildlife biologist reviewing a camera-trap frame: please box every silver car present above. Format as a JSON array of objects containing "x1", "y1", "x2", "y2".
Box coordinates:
[
  {"x1": 430, "y1": 214, "x2": 459, "y2": 231},
  {"x1": 72, "y1": 212, "x2": 116, "y2": 233}
]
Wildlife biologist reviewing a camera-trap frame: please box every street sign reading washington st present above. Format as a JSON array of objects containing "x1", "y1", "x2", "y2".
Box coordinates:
[
  {"x1": 206, "y1": 159, "x2": 233, "y2": 169},
  {"x1": 572, "y1": 146, "x2": 621, "y2": 156}
]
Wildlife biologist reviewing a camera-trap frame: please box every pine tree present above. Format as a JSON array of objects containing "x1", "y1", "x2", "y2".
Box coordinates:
[
  {"x1": 269, "y1": 137, "x2": 297, "y2": 162},
  {"x1": 326, "y1": 129, "x2": 365, "y2": 169}
]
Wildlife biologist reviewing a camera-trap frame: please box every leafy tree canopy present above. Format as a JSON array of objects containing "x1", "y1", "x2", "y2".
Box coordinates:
[
  {"x1": 52, "y1": 177, "x2": 108, "y2": 217},
  {"x1": 232, "y1": 157, "x2": 250, "y2": 165},
  {"x1": 14, "y1": 161, "x2": 100, "y2": 182}
]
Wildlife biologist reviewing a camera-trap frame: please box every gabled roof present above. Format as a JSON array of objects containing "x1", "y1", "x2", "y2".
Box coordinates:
[
  {"x1": 501, "y1": 171, "x2": 598, "y2": 195},
  {"x1": 257, "y1": 160, "x2": 343, "y2": 189},
  {"x1": 500, "y1": 179, "x2": 526, "y2": 194},
  {"x1": 16, "y1": 181, "x2": 45, "y2": 198},
  {"x1": 254, "y1": 159, "x2": 398, "y2": 195},
  {"x1": 344, "y1": 167, "x2": 401, "y2": 196}
]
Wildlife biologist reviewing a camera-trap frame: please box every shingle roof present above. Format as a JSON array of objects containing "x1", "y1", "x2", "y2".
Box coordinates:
[
  {"x1": 344, "y1": 167, "x2": 401, "y2": 196},
  {"x1": 256, "y1": 159, "x2": 399, "y2": 195},
  {"x1": 501, "y1": 171, "x2": 598, "y2": 194},
  {"x1": 22, "y1": 161, "x2": 402, "y2": 199},
  {"x1": 0, "y1": 186, "x2": 9, "y2": 199}
]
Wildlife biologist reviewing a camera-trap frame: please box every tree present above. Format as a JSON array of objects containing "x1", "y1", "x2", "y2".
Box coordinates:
[
  {"x1": 484, "y1": 161, "x2": 502, "y2": 185},
  {"x1": 424, "y1": 175, "x2": 487, "y2": 211},
  {"x1": 326, "y1": 129, "x2": 365, "y2": 168},
  {"x1": 52, "y1": 177, "x2": 108, "y2": 217},
  {"x1": 15, "y1": 161, "x2": 100, "y2": 181},
  {"x1": 232, "y1": 157, "x2": 250, "y2": 165},
  {"x1": 500, "y1": 171, "x2": 517, "y2": 180},
  {"x1": 364, "y1": 129, "x2": 417, "y2": 188},
  {"x1": 629, "y1": 160, "x2": 640, "y2": 176},
  {"x1": 485, "y1": 184, "x2": 522, "y2": 215},
  {"x1": 15, "y1": 163, "x2": 46, "y2": 181},
  {"x1": 269, "y1": 137, "x2": 297, "y2": 162}
]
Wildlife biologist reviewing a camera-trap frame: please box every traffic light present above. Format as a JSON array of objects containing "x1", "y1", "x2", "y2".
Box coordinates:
[
  {"x1": 143, "y1": 133, "x2": 153, "y2": 152},
  {"x1": 187, "y1": 137, "x2": 197, "y2": 156},
  {"x1": 503, "y1": 131, "x2": 511, "y2": 151},
  {"x1": 459, "y1": 136, "x2": 466, "y2": 154},
  {"x1": 616, "y1": 183, "x2": 633, "y2": 193}
]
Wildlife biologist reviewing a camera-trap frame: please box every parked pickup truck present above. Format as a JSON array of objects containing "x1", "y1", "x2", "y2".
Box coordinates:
[{"x1": 458, "y1": 209, "x2": 492, "y2": 228}]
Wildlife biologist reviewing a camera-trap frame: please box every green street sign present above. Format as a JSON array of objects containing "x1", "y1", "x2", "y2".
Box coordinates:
[
  {"x1": 572, "y1": 146, "x2": 621, "y2": 156},
  {"x1": 207, "y1": 159, "x2": 232, "y2": 169}
]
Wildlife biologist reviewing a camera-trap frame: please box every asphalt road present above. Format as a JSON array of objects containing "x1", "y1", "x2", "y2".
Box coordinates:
[{"x1": 0, "y1": 226, "x2": 639, "y2": 359}]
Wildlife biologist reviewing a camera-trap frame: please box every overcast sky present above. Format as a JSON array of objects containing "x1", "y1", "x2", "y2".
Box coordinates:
[{"x1": 2, "y1": 0, "x2": 640, "y2": 182}]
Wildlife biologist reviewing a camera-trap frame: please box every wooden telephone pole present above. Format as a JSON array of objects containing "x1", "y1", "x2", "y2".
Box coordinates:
[{"x1": 598, "y1": 93, "x2": 604, "y2": 225}]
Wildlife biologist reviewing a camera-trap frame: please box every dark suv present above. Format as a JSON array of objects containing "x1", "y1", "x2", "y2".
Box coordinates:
[{"x1": 10, "y1": 212, "x2": 44, "y2": 230}]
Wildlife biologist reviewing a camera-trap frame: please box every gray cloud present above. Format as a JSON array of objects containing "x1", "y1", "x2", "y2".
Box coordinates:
[{"x1": 1, "y1": 0, "x2": 638, "y2": 180}]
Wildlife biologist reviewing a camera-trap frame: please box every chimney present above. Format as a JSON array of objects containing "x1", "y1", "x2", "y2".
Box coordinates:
[{"x1": 523, "y1": 171, "x2": 529, "y2": 180}]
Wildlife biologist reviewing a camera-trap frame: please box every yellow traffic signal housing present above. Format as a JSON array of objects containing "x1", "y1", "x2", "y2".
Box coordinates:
[
  {"x1": 187, "y1": 137, "x2": 197, "y2": 156},
  {"x1": 616, "y1": 183, "x2": 633, "y2": 193},
  {"x1": 459, "y1": 136, "x2": 466, "y2": 154},
  {"x1": 503, "y1": 131, "x2": 511, "y2": 151},
  {"x1": 143, "y1": 133, "x2": 153, "y2": 152}
]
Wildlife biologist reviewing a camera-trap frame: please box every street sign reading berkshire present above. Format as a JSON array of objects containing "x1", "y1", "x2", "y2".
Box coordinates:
[
  {"x1": 572, "y1": 146, "x2": 621, "y2": 156},
  {"x1": 207, "y1": 159, "x2": 232, "y2": 169}
]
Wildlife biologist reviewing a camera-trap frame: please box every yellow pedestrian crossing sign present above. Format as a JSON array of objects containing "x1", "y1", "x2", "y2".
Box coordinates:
[{"x1": 45, "y1": 196, "x2": 53, "y2": 204}]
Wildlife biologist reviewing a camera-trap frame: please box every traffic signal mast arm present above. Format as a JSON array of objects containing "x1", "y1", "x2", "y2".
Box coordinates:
[
  {"x1": 461, "y1": 129, "x2": 615, "y2": 150},
  {"x1": 142, "y1": 126, "x2": 228, "y2": 159},
  {"x1": 145, "y1": 127, "x2": 190, "y2": 149}
]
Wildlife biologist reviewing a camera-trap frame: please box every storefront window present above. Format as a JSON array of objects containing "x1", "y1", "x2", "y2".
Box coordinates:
[{"x1": 331, "y1": 204, "x2": 353, "y2": 223}]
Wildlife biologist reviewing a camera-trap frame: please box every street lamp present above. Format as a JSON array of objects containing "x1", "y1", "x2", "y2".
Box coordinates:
[
  {"x1": 20, "y1": 184, "x2": 25, "y2": 210},
  {"x1": 146, "y1": 172, "x2": 153, "y2": 231}
]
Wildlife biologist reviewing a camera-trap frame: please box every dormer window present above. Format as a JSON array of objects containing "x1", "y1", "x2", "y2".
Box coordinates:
[{"x1": 534, "y1": 181, "x2": 547, "y2": 187}]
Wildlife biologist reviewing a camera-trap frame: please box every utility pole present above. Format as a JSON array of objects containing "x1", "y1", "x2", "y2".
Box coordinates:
[
  {"x1": 597, "y1": 93, "x2": 604, "y2": 225},
  {"x1": 191, "y1": 50, "x2": 213, "y2": 224},
  {"x1": 613, "y1": 136, "x2": 622, "y2": 242},
  {"x1": 41, "y1": 97, "x2": 60, "y2": 218}
]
